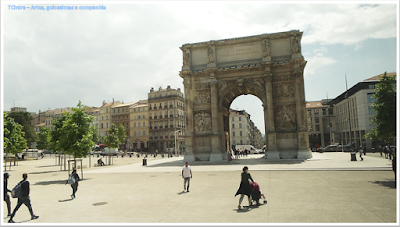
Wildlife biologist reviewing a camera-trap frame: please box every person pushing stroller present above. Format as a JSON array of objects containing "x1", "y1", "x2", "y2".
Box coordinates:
[{"x1": 249, "y1": 181, "x2": 267, "y2": 206}]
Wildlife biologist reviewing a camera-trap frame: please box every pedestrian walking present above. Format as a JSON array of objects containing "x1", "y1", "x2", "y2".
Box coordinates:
[
  {"x1": 359, "y1": 146, "x2": 364, "y2": 161},
  {"x1": 235, "y1": 166, "x2": 254, "y2": 210},
  {"x1": 182, "y1": 162, "x2": 192, "y2": 192},
  {"x1": 388, "y1": 146, "x2": 393, "y2": 161},
  {"x1": 4, "y1": 173, "x2": 12, "y2": 217},
  {"x1": 8, "y1": 173, "x2": 39, "y2": 223},
  {"x1": 384, "y1": 145, "x2": 389, "y2": 159},
  {"x1": 65, "y1": 169, "x2": 80, "y2": 199},
  {"x1": 379, "y1": 145, "x2": 383, "y2": 156}
]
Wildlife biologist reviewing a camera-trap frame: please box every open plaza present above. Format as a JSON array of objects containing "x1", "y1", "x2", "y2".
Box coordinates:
[{"x1": 2, "y1": 151, "x2": 397, "y2": 224}]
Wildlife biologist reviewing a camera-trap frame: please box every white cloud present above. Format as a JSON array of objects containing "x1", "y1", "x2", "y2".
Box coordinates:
[{"x1": 303, "y1": 47, "x2": 337, "y2": 77}]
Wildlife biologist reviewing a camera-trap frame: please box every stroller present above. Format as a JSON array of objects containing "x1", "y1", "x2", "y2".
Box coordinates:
[{"x1": 250, "y1": 181, "x2": 267, "y2": 206}]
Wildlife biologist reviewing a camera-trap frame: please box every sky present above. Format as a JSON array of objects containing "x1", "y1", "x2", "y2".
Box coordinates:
[{"x1": 1, "y1": 1, "x2": 398, "y2": 135}]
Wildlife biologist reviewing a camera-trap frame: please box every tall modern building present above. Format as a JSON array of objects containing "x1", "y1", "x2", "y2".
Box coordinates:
[
  {"x1": 328, "y1": 72, "x2": 396, "y2": 151},
  {"x1": 148, "y1": 86, "x2": 185, "y2": 153}
]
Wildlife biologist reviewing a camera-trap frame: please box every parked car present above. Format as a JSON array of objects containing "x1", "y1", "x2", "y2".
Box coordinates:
[
  {"x1": 337, "y1": 145, "x2": 351, "y2": 152},
  {"x1": 322, "y1": 145, "x2": 339, "y2": 152}
]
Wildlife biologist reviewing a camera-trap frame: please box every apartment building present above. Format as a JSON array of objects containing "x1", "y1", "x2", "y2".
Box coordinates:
[
  {"x1": 229, "y1": 109, "x2": 252, "y2": 147},
  {"x1": 306, "y1": 100, "x2": 335, "y2": 150},
  {"x1": 99, "y1": 100, "x2": 121, "y2": 141},
  {"x1": 129, "y1": 100, "x2": 149, "y2": 151},
  {"x1": 148, "y1": 86, "x2": 185, "y2": 153}
]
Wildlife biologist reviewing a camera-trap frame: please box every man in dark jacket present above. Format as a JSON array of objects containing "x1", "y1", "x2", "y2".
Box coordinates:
[
  {"x1": 392, "y1": 151, "x2": 397, "y2": 183},
  {"x1": 4, "y1": 173, "x2": 12, "y2": 216},
  {"x1": 8, "y1": 173, "x2": 39, "y2": 223}
]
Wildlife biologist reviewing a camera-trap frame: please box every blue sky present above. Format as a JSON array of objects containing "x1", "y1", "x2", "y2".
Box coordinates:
[{"x1": 2, "y1": 2, "x2": 398, "y2": 134}]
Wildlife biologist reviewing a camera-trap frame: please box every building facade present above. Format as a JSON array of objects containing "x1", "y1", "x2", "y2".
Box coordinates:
[
  {"x1": 306, "y1": 100, "x2": 335, "y2": 150},
  {"x1": 329, "y1": 72, "x2": 396, "y2": 151},
  {"x1": 148, "y1": 86, "x2": 185, "y2": 153},
  {"x1": 99, "y1": 100, "x2": 121, "y2": 141},
  {"x1": 129, "y1": 100, "x2": 149, "y2": 151},
  {"x1": 229, "y1": 109, "x2": 252, "y2": 147}
]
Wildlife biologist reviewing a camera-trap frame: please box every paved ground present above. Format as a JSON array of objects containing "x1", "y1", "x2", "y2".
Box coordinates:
[{"x1": 1, "y1": 151, "x2": 398, "y2": 225}]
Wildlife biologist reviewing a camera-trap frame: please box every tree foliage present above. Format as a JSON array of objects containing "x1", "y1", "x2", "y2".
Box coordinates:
[
  {"x1": 91, "y1": 127, "x2": 99, "y2": 144},
  {"x1": 50, "y1": 112, "x2": 70, "y2": 153},
  {"x1": 36, "y1": 126, "x2": 51, "y2": 150},
  {"x1": 364, "y1": 72, "x2": 396, "y2": 143},
  {"x1": 4, "y1": 112, "x2": 27, "y2": 154},
  {"x1": 51, "y1": 101, "x2": 95, "y2": 159},
  {"x1": 7, "y1": 111, "x2": 38, "y2": 147},
  {"x1": 117, "y1": 123, "x2": 127, "y2": 145},
  {"x1": 102, "y1": 123, "x2": 120, "y2": 149}
]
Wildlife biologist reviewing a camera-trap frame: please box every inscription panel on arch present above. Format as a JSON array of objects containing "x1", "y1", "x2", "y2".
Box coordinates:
[{"x1": 216, "y1": 42, "x2": 262, "y2": 63}]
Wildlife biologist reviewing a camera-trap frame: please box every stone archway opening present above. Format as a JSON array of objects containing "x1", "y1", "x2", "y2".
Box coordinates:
[
  {"x1": 229, "y1": 94, "x2": 265, "y2": 151},
  {"x1": 180, "y1": 30, "x2": 312, "y2": 162}
]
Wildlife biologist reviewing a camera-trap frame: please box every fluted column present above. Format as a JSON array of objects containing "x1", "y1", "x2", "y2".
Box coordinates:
[
  {"x1": 182, "y1": 74, "x2": 195, "y2": 162},
  {"x1": 209, "y1": 77, "x2": 223, "y2": 161},
  {"x1": 264, "y1": 73, "x2": 279, "y2": 160}
]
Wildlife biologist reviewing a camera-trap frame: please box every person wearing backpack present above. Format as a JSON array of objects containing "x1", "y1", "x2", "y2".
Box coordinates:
[
  {"x1": 8, "y1": 173, "x2": 39, "y2": 223},
  {"x1": 4, "y1": 173, "x2": 12, "y2": 217},
  {"x1": 65, "y1": 169, "x2": 80, "y2": 199}
]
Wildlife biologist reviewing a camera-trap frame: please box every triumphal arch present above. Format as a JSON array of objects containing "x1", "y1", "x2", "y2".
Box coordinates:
[{"x1": 179, "y1": 30, "x2": 312, "y2": 161}]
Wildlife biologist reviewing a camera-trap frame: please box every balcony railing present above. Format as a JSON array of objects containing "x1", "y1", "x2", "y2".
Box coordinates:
[
  {"x1": 164, "y1": 105, "x2": 168, "y2": 108},
  {"x1": 149, "y1": 107, "x2": 152, "y2": 110},
  {"x1": 170, "y1": 114, "x2": 173, "y2": 117},
  {"x1": 159, "y1": 115, "x2": 162, "y2": 119},
  {"x1": 160, "y1": 136, "x2": 163, "y2": 139},
  {"x1": 154, "y1": 126, "x2": 158, "y2": 129},
  {"x1": 160, "y1": 126, "x2": 163, "y2": 129},
  {"x1": 164, "y1": 115, "x2": 168, "y2": 118},
  {"x1": 149, "y1": 137, "x2": 153, "y2": 139},
  {"x1": 149, "y1": 116, "x2": 152, "y2": 119},
  {"x1": 169, "y1": 105, "x2": 173, "y2": 108},
  {"x1": 154, "y1": 136, "x2": 158, "y2": 139},
  {"x1": 170, "y1": 125, "x2": 174, "y2": 128},
  {"x1": 165, "y1": 125, "x2": 168, "y2": 128},
  {"x1": 170, "y1": 135, "x2": 175, "y2": 138},
  {"x1": 154, "y1": 107, "x2": 157, "y2": 109},
  {"x1": 154, "y1": 116, "x2": 157, "y2": 119},
  {"x1": 148, "y1": 94, "x2": 184, "y2": 101}
]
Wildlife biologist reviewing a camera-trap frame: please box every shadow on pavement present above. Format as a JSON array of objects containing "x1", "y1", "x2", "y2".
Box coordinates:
[
  {"x1": 34, "y1": 178, "x2": 92, "y2": 186},
  {"x1": 29, "y1": 170, "x2": 61, "y2": 175},
  {"x1": 369, "y1": 180, "x2": 396, "y2": 189},
  {"x1": 59, "y1": 198, "x2": 73, "y2": 202},
  {"x1": 35, "y1": 165, "x2": 57, "y2": 168},
  {"x1": 177, "y1": 191, "x2": 187, "y2": 195}
]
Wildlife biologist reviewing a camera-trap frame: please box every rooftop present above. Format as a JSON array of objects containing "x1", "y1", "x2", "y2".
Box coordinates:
[
  {"x1": 364, "y1": 72, "x2": 396, "y2": 81},
  {"x1": 306, "y1": 101, "x2": 329, "y2": 109}
]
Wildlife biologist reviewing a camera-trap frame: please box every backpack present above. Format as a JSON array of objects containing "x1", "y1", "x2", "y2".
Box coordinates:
[
  {"x1": 67, "y1": 174, "x2": 76, "y2": 185},
  {"x1": 11, "y1": 181, "x2": 24, "y2": 198}
]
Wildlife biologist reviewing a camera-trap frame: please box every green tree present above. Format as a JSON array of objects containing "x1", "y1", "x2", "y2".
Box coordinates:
[
  {"x1": 91, "y1": 127, "x2": 99, "y2": 144},
  {"x1": 364, "y1": 72, "x2": 396, "y2": 143},
  {"x1": 50, "y1": 112, "x2": 70, "y2": 154},
  {"x1": 57, "y1": 101, "x2": 96, "y2": 161},
  {"x1": 102, "y1": 123, "x2": 120, "y2": 149},
  {"x1": 7, "y1": 111, "x2": 38, "y2": 147},
  {"x1": 4, "y1": 112, "x2": 27, "y2": 155},
  {"x1": 117, "y1": 123, "x2": 128, "y2": 150},
  {"x1": 36, "y1": 126, "x2": 51, "y2": 151}
]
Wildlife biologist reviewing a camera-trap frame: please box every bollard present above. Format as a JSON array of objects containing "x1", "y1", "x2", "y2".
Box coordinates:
[
  {"x1": 142, "y1": 158, "x2": 147, "y2": 166},
  {"x1": 350, "y1": 152, "x2": 357, "y2": 161}
]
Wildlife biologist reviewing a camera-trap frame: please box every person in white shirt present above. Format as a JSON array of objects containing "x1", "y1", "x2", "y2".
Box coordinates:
[{"x1": 182, "y1": 162, "x2": 192, "y2": 192}]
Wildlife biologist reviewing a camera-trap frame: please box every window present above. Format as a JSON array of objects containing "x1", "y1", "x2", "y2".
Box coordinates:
[
  {"x1": 233, "y1": 140, "x2": 236, "y2": 145},
  {"x1": 143, "y1": 130, "x2": 146, "y2": 136},
  {"x1": 314, "y1": 109, "x2": 319, "y2": 115},
  {"x1": 367, "y1": 93, "x2": 376, "y2": 103},
  {"x1": 101, "y1": 123, "x2": 103, "y2": 128},
  {"x1": 106, "y1": 116, "x2": 109, "y2": 120},
  {"x1": 232, "y1": 117, "x2": 234, "y2": 122},
  {"x1": 138, "y1": 122, "x2": 141, "y2": 127},
  {"x1": 239, "y1": 117, "x2": 241, "y2": 121},
  {"x1": 106, "y1": 108, "x2": 108, "y2": 113},
  {"x1": 106, "y1": 123, "x2": 109, "y2": 128},
  {"x1": 368, "y1": 106, "x2": 376, "y2": 115},
  {"x1": 368, "y1": 84, "x2": 376, "y2": 89},
  {"x1": 134, "y1": 116, "x2": 137, "y2": 120},
  {"x1": 101, "y1": 116, "x2": 103, "y2": 120},
  {"x1": 138, "y1": 131, "x2": 141, "y2": 136},
  {"x1": 233, "y1": 132, "x2": 235, "y2": 137},
  {"x1": 101, "y1": 109, "x2": 103, "y2": 114},
  {"x1": 240, "y1": 131, "x2": 242, "y2": 136},
  {"x1": 134, "y1": 122, "x2": 136, "y2": 127},
  {"x1": 143, "y1": 122, "x2": 146, "y2": 127},
  {"x1": 239, "y1": 123, "x2": 242, "y2": 128},
  {"x1": 232, "y1": 124, "x2": 235, "y2": 129},
  {"x1": 315, "y1": 125, "x2": 320, "y2": 131},
  {"x1": 240, "y1": 140, "x2": 243, "y2": 144},
  {"x1": 315, "y1": 118, "x2": 319, "y2": 124},
  {"x1": 134, "y1": 131, "x2": 137, "y2": 136}
]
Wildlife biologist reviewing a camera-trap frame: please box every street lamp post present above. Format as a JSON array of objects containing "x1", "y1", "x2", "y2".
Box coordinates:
[{"x1": 175, "y1": 130, "x2": 180, "y2": 156}]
